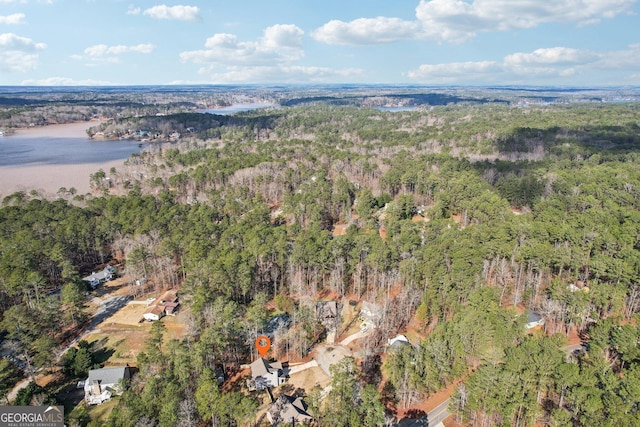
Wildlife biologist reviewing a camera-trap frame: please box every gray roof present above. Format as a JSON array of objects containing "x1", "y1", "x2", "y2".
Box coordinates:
[
  {"x1": 361, "y1": 301, "x2": 383, "y2": 321},
  {"x1": 86, "y1": 366, "x2": 130, "y2": 386},
  {"x1": 250, "y1": 358, "x2": 282, "y2": 379},
  {"x1": 527, "y1": 311, "x2": 543, "y2": 323},
  {"x1": 316, "y1": 301, "x2": 338, "y2": 319},
  {"x1": 82, "y1": 270, "x2": 109, "y2": 282},
  {"x1": 268, "y1": 395, "x2": 313, "y2": 425}
]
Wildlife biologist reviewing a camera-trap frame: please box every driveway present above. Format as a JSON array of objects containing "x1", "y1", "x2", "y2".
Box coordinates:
[
  {"x1": 313, "y1": 345, "x2": 350, "y2": 376},
  {"x1": 340, "y1": 329, "x2": 368, "y2": 346},
  {"x1": 287, "y1": 360, "x2": 319, "y2": 375}
]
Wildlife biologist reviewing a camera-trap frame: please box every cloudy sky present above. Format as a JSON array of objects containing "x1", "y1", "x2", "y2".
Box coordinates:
[{"x1": 1, "y1": 0, "x2": 639, "y2": 86}]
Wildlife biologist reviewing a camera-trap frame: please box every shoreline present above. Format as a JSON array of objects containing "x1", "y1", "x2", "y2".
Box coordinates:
[
  {"x1": 7, "y1": 120, "x2": 100, "y2": 139},
  {"x1": 0, "y1": 121, "x2": 129, "y2": 199}
]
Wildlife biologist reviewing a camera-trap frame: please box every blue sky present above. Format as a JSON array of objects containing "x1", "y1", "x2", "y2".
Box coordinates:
[{"x1": 1, "y1": 0, "x2": 639, "y2": 86}]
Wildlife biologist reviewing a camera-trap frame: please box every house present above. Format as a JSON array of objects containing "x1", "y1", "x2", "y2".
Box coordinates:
[
  {"x1": 84, "y1": 366, "x2": 130, "y2": 405},
  {"x1": 143, "y1": 305, "x2": 165, "y2": 322},
  {"x1": 526, "y1": 311, "x2": 545, "y2": 329},
  {"x1": 267, "y1": 395, "x2": 313, "y2": 426},
  {"x1": 263, "y1": 313, "x2": 290, "y2": 338},
  {"x1": 164, "y1": 302, "x2": 180, "y2": 316},
  {"x1": 143, "y1": 290, "x2": 180, "y2": 320},
  {"x1": 158, "y1": 290, "x2": 178, "y2": 304},
  {"x1": 387, "y1": 334, "x2": 410, "y2": 347},
  {"x1": 82, "y1": 265, "x2": 116, "y2": 289},
  {"x1": 360, "y1": 301, "x2": 383, "y2": 330},
  {"x1": 315, "y1": 301, "x2": 338, "y2": 325},
  {"x1": 250, "y1": 358, "x2": 285, "y2": 390}
]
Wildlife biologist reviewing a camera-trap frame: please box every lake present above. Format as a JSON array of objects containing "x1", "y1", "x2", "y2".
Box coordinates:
[
  {"x1": 0, "y1": 123, "x2": 142, "y2": 167},
  {"x1": 199, "y1": 103, "x2": 278, "y2": 115},
  {"x1": 373, "y1": 106, "x2": 419, "y2": 112}
]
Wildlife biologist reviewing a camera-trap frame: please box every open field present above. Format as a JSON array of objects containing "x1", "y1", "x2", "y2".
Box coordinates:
[
  {"x1": 82, "y1": 300, "x2": 189, "y2": 366},
  {"x1": 102, "y1": 303, "x2": 147, "y2": 326}
]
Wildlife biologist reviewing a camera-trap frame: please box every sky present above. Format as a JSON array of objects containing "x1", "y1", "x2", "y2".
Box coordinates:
[{"x1": 1, "y1": 0, "x2": 639, "y2": 86}]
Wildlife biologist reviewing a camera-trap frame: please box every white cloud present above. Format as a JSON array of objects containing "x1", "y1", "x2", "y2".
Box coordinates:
[
  {"x1": 20, "y1": 77, "x2": 114, "y2": 86},
  {"x1": 407, "y1": 44, "x2": 640, "y2": 84},
  {"x1": 263, "y1": 24, "x2": 304, "y2": 49},
  {"x1": 415, "y1": 0, "x2": 637, "y2": 42},
  {"x1": 126, "y1": 5, "x2": 141, "y2": 15},
  {"x1": 504, "y1": 47, "x2": 597, "y2": 67},
  {"x1": 143, "y1": 5, "x2": 200, "y2": 21},
  {"x1": 181, "y1": 24, "x2": 361, "y2": 83},
  {"x1": 181, "y1": 24, "x2": 305, "y2": 66},
  {"x1": 0, "y1": 32, "x2": 46, "y2": 73},
  {"x1": 312, "y1": 17, "x2": 421, "y2": 45},
  {"x1": 313, "y1": 0, "x2": 637, "y2": 45},
  {"x1": 0, "y1": 13, "x2": 26, "y2": 24},
  {"x1": 73, "y1": 43, "x2": 154, "y2": 64}
]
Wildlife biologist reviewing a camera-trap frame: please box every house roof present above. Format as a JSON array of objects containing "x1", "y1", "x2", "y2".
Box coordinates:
[
  {"x1": 82, "y1": 270, "x2": 109, "y2": 282},
  {"x1": 86, "y1": 366, "x2": 129, "y2": 386},
  {"x1": 250, "y1": 358, "x2": 282, "y2": 379},
  {"x1": 361, "y1": 301, "x2": 383, "y2": 321},
  {"x1": 315, "y1": 301, "x2": 337, "y2": 319},
  {"x1": 158, "y1": 290, "x2": 178, "y2": 303},
  {"x1": 387, "y1": 334, "x2": 410, "y2": 347},
  {"x1": 527, "y1": 311, "x2": 543, "y2": 323},
  {"x1": 268, "y1": 395, "x2": 313, "y2": 425},
  {"x1": 145, "y1": 305, "x2": 165, "y2": 316}
]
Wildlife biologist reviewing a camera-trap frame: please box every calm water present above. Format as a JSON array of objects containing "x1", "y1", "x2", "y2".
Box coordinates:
[
  {"x1": 0, "y1": 134, "x2": 142, "y2": 166},
  {"x1": 199, "y1": 103, "x2": 278, "y2": 115},
  {"x1": 373, "y1": 106, "x2": 418, "y2": 112}
]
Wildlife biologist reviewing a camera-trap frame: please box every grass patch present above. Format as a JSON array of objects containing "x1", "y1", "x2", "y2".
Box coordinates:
[{"x1": 86, "y1": 398, "x2": 118, "y2": 423}]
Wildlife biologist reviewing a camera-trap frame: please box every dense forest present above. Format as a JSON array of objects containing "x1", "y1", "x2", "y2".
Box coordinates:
[{"x1": 2, "y1": 87, "x2": 640, "y2": 426}]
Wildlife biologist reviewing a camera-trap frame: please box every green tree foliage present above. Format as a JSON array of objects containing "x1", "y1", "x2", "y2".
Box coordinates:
[
  {"x1": 3, "y1": 98, "x2": 640, "y2": 426},
  {"x1": 320, "y1": 357, "x2": 385, "y2": 427}
]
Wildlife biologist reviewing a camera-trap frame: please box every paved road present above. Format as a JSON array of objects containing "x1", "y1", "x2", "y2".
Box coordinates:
[
  {"x1": 56, "y1": 294, "x2": 130, "y2": 361},
  {"x1": 427, "y1": 400, "x2": 449, "y2": 426},
  {"x1": 313, "y1": 345, "x2": 350, "y2": 376}
]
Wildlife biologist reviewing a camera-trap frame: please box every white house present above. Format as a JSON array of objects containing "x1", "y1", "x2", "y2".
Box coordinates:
[
  {"x1": 84, "y1": 366, "x2": 130, "y2": 405},
  {"x1": 360, "y1": 301, "x2": 383, "y2": 330},
  {"x1": 250, "y1": 358, "x2": 285, "y2": 390},
  {"x1": 82, "y1": 265, "x2": 116, "y2": 289},
  {"x1": 143, "y1": 305, "x2": 165, "y2": 322}
]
